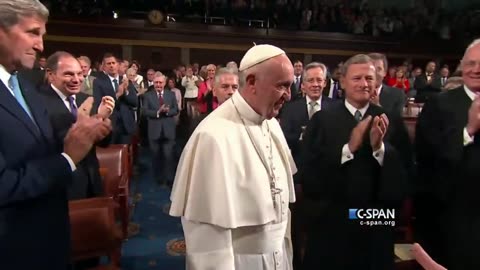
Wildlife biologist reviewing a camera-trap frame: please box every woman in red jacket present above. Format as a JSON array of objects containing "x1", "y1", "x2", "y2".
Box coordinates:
[
  {"x1": 387, "y1": 68, "x2": 410, "y2": 93},
  {"x1": 197, "y1": 64, "x2": 217, "y2": 114}
]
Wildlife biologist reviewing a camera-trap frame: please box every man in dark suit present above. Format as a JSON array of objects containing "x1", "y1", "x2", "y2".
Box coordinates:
[
  {"x1": 93, "y1": 53, "x2": 138, "y2": 144},
  {"x1": 281, "y1": 62, "x2": 334, "y2": 177},
  {"x1": 301, "y1": 54, "x2": 411, "y2": 270},
  {"x1": 280, "y1": 62, "x2": 334, "y2": 269},
  {"x1": 41, "y1": 51, "x2": 115, "y2": 200},
  {"x1": 0, "y1": 2, "x2": 112, "y2": 269},
  {"x1": 414, "y1": 61, "x2": 442, "y2": 102},
  {"x1": 415, "y1": 39, "x2": 480, "y2": 269},
  {"x1": 142, "y1": 73, "x2": 178, "y2": 185},
  {"x1": 439, "y1": 66, "x2": 450, "y2": 88},
  {"x1": 323, "y1": 66, "x2": 343, "y2": 100},
  {"x1": 369, "y1": 53, "x2": 406, "y2": 116},
  {"x1": 290, "y1": 59, "x2": 304, "y2": 101}
]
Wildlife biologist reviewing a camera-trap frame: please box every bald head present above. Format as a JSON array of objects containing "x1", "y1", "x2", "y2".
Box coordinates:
[{"x1": 461, "y1": 39, "x2": 480, "y2": 92}]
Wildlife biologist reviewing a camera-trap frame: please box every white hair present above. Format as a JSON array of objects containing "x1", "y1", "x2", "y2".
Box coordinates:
[
  {"x1": 214, "y1": 68, "x2": 238, "y2": 86},
  {"x1": 153, "y1": 71, "x2": 165, "y2": 81},
  {"x1": 302, "y1": 62, "x2": 328, "y2": 81},
  {"x1": 463, "y1": 38, "x2": 480, "y2": 61}
]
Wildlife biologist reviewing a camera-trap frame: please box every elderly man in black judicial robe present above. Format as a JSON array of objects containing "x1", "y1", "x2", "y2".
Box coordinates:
[
  {"x1": 301, "y1": 54, "x2": 412, "y2": 270},
  {"x1": 415, "y1": 38, "x2": 480, "y2": 269}
]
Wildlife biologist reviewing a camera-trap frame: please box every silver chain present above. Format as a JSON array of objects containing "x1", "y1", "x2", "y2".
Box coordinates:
[{"x1": 230, "y1": 98, "x2": 282, "y2": 208}]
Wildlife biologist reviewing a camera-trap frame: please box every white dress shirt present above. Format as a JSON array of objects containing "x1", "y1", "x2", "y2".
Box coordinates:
[
  {"x1": 341, "y1": 100, "x2": 385, "y2": 166},
  {"x1": 0, "y1": 64, "x2": 14, "y2": 96},
  {"x1": 51, "y1": 84, "x2": 76, "y2": 112},
  {"x1": 463, "y1": 85, "x2": 477, "y2": 145},
  {"x1": 108, "y1": 74, "x2": 120, "y2": 91}
]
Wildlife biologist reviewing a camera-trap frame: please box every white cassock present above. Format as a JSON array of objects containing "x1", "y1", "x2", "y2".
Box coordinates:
[{"x1": 170, "y1": 91, "x2": 297, "y2": 270}]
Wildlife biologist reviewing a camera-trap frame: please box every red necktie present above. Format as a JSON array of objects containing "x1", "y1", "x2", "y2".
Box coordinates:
[{"x1": 158, "y1": 91, "x2": 164, "y2": 106}]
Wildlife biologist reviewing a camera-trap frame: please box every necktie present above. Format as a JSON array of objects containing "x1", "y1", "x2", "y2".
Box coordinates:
[
  {"x1": 84, "y1": 75, "x2": 90, "y2": 89},
  {"x1": 9, "y1": 74, "x2": 35, "y2": 121},
  {"x1": 112, "y1": 78, "x2": 119, "y2": 92},
  {"x1": 308, "y1": 101, "x2": 318, "y2": 119},
  {"x1": 158, "y1": 91, "x2": 164, "y2": 106},
  {"x1": 66, "y1": 96, "x2": 77, "y2": 120},
  {"x1": 354, "y1": 110, "x2": 362, "y2": 122},
  {"x1": 296, "y1": 77, "x2": 300, "y2": 89},
  {"x1": 332, "y1": 81, "x2": 338, "y2": 100}
]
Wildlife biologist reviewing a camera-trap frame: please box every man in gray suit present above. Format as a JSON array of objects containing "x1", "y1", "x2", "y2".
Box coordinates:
[
  {"x1": 369, "y1": 53, "x2": 406, "y2": 116},
  {"x1": 78, "y1": 55, "x2": 95, "y2": 95},
  {"x1": 142, "y1": 72, "x2": 178, "y2": 185}
]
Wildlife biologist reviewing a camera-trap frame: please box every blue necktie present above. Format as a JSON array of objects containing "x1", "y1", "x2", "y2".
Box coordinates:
[
  {"x1": 66, "y1": 96, "x2": 78, "y2": 120},
  {"x1": 332, "y1": 81, "x2": 338, "y2": 100},
  {"x1": 9, "y1": 74, "x2": 35, "y2": 121},
  {"x1": 112, "y1": 78, "x2": 119, "y2": 92}
]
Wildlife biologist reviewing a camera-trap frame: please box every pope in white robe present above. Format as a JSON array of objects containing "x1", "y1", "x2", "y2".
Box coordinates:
[{"x1": 170, "y1": 44, "x2": 297, "y2": 270}]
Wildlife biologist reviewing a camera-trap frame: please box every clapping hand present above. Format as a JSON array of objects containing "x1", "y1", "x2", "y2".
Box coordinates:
[
  {"x1": 64, "y1": 100, "x2": 112, "y2": 164},
  {"x1": 116, "y1": 79, "x2": 128, "y2": 98},
  {"x1": 348, "y1": 115, "x2": 372, "y2": 153},
  {"x1": 466, "y1": 95, "x2": 480, "y2": 136},
  {"x1": 97, "y1": 96, "x2": 115, "y2": 119},
  {"x1": 370, "y1": 114, "x2": 388, "y2": 151}
]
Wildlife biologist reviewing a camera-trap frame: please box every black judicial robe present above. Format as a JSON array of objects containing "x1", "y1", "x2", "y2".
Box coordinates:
[
  {"x1": 301, "y1": 102, "x2": 411, "y2": 270},
  {"x1": 415, "y1": 86, "x2": 480, "y2": 269}
]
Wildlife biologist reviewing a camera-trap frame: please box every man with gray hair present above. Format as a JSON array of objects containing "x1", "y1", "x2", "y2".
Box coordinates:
[
  {"x1": 416, "y1": 38, "x2": 480, "y2": 269},
  {"x1": 302, "y1": 54, "x2": 411, "y2": 270},
  {"x1": 213, "y1": 67, "x2": 239, "y2": 105},
  {"x1": 0, "y1": 1, "x2": 112, "y2": 269},
  {"x1": 171, "y1": 44, "x2": 296, "y2": 270},
  {"x1": 187, "y1": 67, "x2": 239, "y2": 137},
  {"x1": 280, "y1": 61, "x2": 335, "y2": 269},
  {"x1": 78, "y1": 55, "x2": 95, "y2": 95},
  {"x1": 142, "y1": 72, "x2": 178, "y2": 186}
]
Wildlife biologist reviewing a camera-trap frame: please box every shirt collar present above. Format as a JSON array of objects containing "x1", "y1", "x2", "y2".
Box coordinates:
[
  {"x1": 377, "y1": 84, "x2": 383, "y2": 95},
  {"x1": 306, "y1": 95, "x2": 322, "y2": 106},
  {"x1": 231, "y1": 91, "x2": 265, "y2": 124},
  {"x1": 51, "y1": 84, "x2": 75, "y2": 102},
  {"x1": 0, "y1": 65, "x2": 12, "y2": 90},
  {"x1": 108, "y1": 74, "x2": 119, "y2": 82},
  {"x1": 344, "y1": 99, "x2": 369, "y2": 117},
  {"x1": 464, "y1": 85, "x2": 477, "y2": 101}
]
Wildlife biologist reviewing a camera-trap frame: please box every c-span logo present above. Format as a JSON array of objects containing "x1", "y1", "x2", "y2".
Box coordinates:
[
  {"x1": 348, "y1": 208, "x2": 395, "y2": 220},
  {"x1": 349, "y1": 208, "x2": 359, "y2": 219}
]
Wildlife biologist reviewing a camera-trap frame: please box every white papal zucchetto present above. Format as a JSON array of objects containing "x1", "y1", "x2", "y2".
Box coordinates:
[{"x1": 239, "y1": 44, "x2": 286, "y2": 72}]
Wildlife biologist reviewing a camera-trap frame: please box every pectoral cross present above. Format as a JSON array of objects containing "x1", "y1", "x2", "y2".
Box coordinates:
[{"x1": 270, "y1": 177, "x2": 282, "y2": 208}]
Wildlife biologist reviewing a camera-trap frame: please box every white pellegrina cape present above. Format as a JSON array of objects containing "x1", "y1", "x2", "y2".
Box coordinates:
[{"x1": 170, "y1": 91, "x2": 297, "y2": 270}]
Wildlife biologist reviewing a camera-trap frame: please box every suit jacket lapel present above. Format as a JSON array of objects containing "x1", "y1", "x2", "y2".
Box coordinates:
[
  {"x1": 104, "y1": 76, "x2": 117, "y2": 99},
  {"x1": 0, "y1": 79, "x2": 42, "y2": 139},
  {"x1": 301, "y1": 97, "x2": 308, "y2": 121}
]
